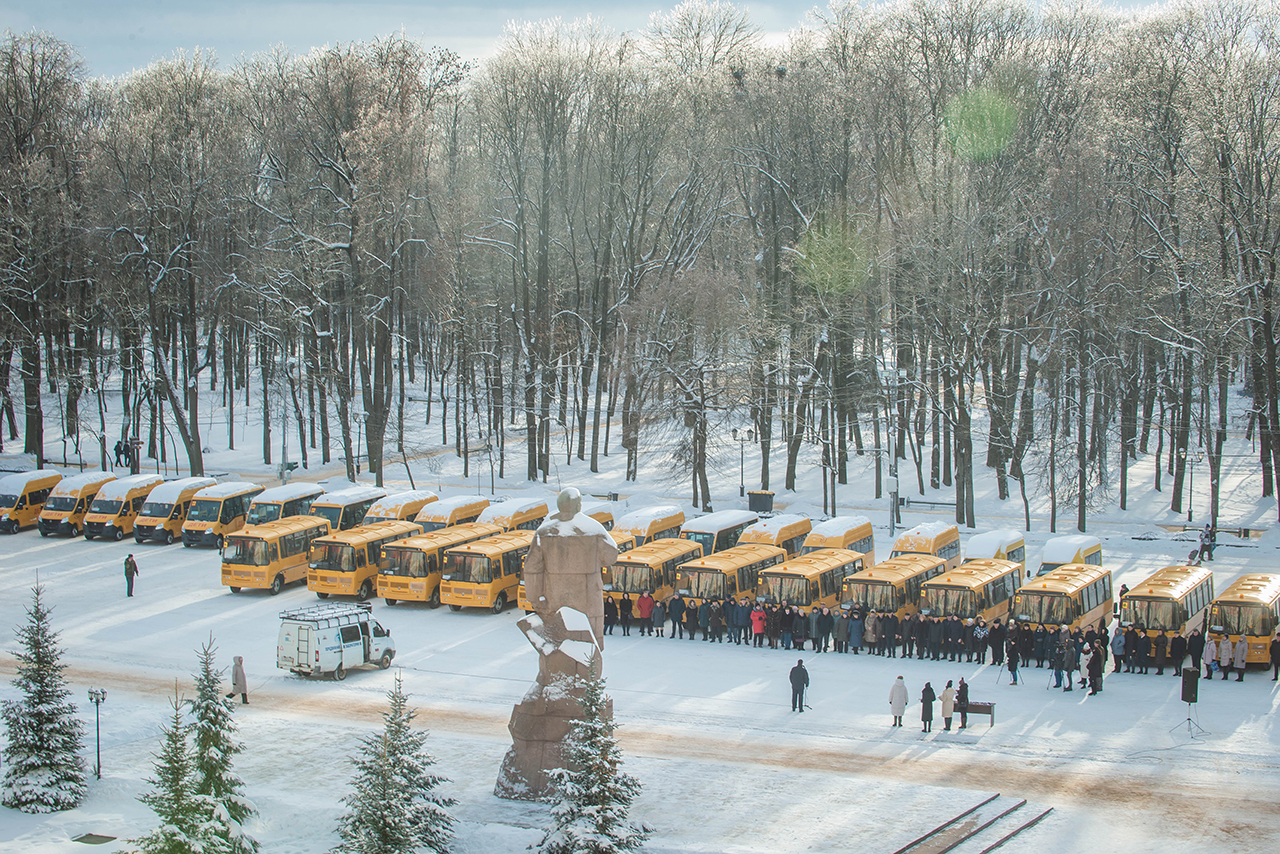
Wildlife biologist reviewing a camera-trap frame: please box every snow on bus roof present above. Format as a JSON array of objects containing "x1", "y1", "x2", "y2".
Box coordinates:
[
  {"x1": 895, "y1": 521, "x2": 955, "y2": 542},
  {"x1": 0, "y1": 469, "x2": 63, "y2": 491},
  {"x1": 743, "y1": 513, "x2": 810, "y2": 535},
  {"x1": 423, "y1": 494, "x2": 490, "y2": 513},
  {"x1": 681, "y1": 509, "x2": 758, "y2": 532},
  {"x1": 93, "y1": 473, "x2": 165, "y2": 500},
  {"x1": 616, "y1": 504, "x2": 682, "y2": 530},
  {"x1": 368, "y1": 490, "x2": 438, "y2": 515},
  {"x1": 50, "y1": 471, "x2": 116, "y2": 495},
  {"x1": 965, "y1": 529, "x2": 1024, "y2": 559},
  {"x1": 194, "y1": 481, "x2": 263, "y2": 500},
  {"x1": 144, "y1": 477, "x2": 217, "y2": 504},
  {"x1": 252, "y1": 483, "x2": 326, "y2": 503},
  {"x1": 1041, "y1": 534, "x2": 1101, "y2": 563},
  {"x1": 312, "y1": 485, "x2": 387, "y2": 504},
  {"x1": 808, "y1": 515, "x2": 872, "y2": 537},
  {"x1": 478, "y1": 493, "x2": 549, "y2": 521}
]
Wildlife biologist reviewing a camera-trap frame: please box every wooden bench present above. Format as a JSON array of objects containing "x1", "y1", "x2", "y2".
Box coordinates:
[{"x1": 962, "y1": 701, "x2": 996, "y2": 727}]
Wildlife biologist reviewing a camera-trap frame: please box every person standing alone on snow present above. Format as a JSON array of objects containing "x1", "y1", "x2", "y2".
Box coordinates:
[
  {"x1": 225, "y1": 656, "x2": 249, "y2": 704},
  {"x1": 888, "y1": 675, "x2": 908, "y2": 727},
  {"x1": 124, "y1": 554, "x2": 138, "y2": 597},
  {"x1": 790, "y1": 659, "x2": 810, "y2": 712}
]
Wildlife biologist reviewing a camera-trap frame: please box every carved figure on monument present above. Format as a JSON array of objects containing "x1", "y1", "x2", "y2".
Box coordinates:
[{"x1": 495, "y1": 487, "x2": 619, "y2": 800}]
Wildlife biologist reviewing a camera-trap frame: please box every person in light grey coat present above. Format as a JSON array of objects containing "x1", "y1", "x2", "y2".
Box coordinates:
[
  {"x1": 888, "y1": 675, "x2": 909, "y2": 727},
  {"x1": 1233, "y1": 637, "x2": 1249, "y2": 682},
  {"x1": 225, "y1": 655, "x2": 249, "y2": 704}
]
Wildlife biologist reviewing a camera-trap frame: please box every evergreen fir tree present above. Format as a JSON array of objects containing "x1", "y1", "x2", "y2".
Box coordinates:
[
  {"x1": 1, "y1": 585, "x2": 86, "y2": 813},
  {"x1": 130, "y1": 691, "x2": 230, "y2": 854},
  {"x1": 534, "y1": 668, "x2": 650, "y2": 854},
  {"x1": 336, "y1": 673, "x2": 455, "y2": 854},
  {"x1": 188, "y1": 638, "x2": 258, "y2": 854}
]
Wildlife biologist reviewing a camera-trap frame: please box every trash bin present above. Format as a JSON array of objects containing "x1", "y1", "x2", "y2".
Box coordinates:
[{"x1": 747, "y1": 490, "x2": 774, "y2": 513}]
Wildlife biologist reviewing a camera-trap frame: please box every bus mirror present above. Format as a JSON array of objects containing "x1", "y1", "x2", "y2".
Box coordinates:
[{"x1": 603, "y1": 584, "x2": 614, "y2": 592}]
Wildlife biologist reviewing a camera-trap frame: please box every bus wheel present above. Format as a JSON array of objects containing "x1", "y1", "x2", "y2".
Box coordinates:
[
  {"x1": 317, "y1": 592, "x2": 329, "y2": 600},
  {"x1": 357, "y1": 580, "x2": 373, "y2": 601},
  {"x1": 491, "y1": 593, "x2": 507, "y2": 614},
  {"x1": 84, "y1": 532, "x2": 94, "y2": 541},
  {"x1": 183, "y1": 539, "x2": 191, "y2": 548},
  {"x1": 270, "y1": 575, "x2": 284, "y2": 596},
  {"x1": 69, "y1": 523, "x2": 78, "y2": 536},
  {"x1": 379, "y1": 652, "x2": 392, "y2": 670},
  {"x1": 334, "y1": 664, "x2": 346, "y2": 681},
  {"x1": 113, "y1": 528, "x2": 124, "y2": 541},
  {"x1": 215, "y1": 536, "x2": 223, "y2": 550},
  {"x1": 164, "y1": 530, "x2": 174, "y2": 545},
  {"x1": 385, "y1": 598, "x2": 396, "y2": 607},
  {"x1": 39, "y1": 529, "x2": 48, "y2": 537},
  {"x1": 229, "y1": 587, "x2": 241, "y2": 594},
  {"x1": 448, "y1": 604, "x2": 462, "y2": 612},
  {"x1": 427, "y1": 589, "x2": 440, "y2": 609}
]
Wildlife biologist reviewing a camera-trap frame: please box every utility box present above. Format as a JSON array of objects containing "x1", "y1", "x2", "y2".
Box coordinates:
[{"x1": 747, "y1": 490, "x2": 774, "y2": 513}]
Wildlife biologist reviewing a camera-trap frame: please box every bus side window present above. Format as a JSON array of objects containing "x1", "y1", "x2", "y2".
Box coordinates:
[
  {"x1": 428, "y1": 554, "x2": 439, "y2": 576},
  {"x1": 269, "y1": 543, "x2": 279, "y2": 562}
]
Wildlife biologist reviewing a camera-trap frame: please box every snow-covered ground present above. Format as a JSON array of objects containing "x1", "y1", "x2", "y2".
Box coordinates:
[{"x1": 2, "y1": 387, "x2": 1279, "y2": 853}]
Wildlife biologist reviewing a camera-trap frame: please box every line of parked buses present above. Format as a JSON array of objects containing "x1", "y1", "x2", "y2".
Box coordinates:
[{"x1": 2, "y1": 468, "x2": 1278, "y2": 666}]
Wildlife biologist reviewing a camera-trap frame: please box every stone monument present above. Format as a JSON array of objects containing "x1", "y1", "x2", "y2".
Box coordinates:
[{"x1": 494, "y1": 487, "x2": 619, "y2": 800}]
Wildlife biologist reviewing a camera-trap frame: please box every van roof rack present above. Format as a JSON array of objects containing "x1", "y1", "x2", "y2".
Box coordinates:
[{"x1": 279, "y1": 601, "x2": 372, "y2": 628}]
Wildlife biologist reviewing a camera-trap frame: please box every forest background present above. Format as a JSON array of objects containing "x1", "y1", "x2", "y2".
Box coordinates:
[{"x1": 3, "y1": 0, "x2": 1279, "y2": 534}]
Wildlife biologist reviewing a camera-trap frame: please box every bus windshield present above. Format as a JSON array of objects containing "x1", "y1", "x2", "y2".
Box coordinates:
[
  {"x1": 0, "y1": 493, "x2": 16, "y2": 508},
  {"x1": 311, "y1": 506, "x2": 343, "y2": 529},
  {"x1": 1210, "y1": 603, "x2": 1278, "y2": 637},
  {"x1": 682, "y1": 570, "x2": 728, "y2": 599},
  {"x1": 1014, "y1": 593, "x2": 1074, "y2": 626},
  {"x1": 760, "y1": 575, "x2": 810, "y2": 605},
  {"x1": 921, "y1": 587, "x2": 976, "y2": 619},
  {"x1": 247, "y1": 503, "x2": 282, "y2": 525},
  {"x1": 446, "y1": 554, "x2": 494, "y2": 584},
  {"x1": 223, "y1": 537, "x2": 269, "y2": 566},
  {"x1": 141, "y1": 502, "x2": 176, "y2": 519},
  {"x1": 1037, "y1": 562, "x2": 1064, "y2": 577},
  {"x1": 90, "y1": 499, "x2": 123, "y2": 515},
  {"x1": 611, "y1": 563, "x2": 656, "y2": 594},
  {"x1": 1121, "y1": 599, "x2": 1179, "y2": 631},
  {"x1": 844, "y1": 581, "x2": 897, "y2": 612},
  {"x1": 43, "y1": 496, "x2": 77, "y2": 513},
  {"x1": 187, "y1": 499, "x2": 222, "y2": 522},
  {"x1": 382, "y1": 548, "x2": 428, "y2": 578},
  {"x1": 681, "y1": 531, "x2": 714, "y2": 555},
  {"x1": 311, "y1": 543, "x2": 357, "y2": 572}
]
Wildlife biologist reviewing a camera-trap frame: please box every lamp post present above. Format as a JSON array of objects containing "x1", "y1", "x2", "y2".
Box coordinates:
[
  {"x1": 732, "y1": 428, "x2": 754, "y2": 497},
  {"x1": 881, "y1": 368, "x2": 907, "y2": 537},
  {"x1": 87, "y1": 687, "x2": 106, "y2": 779},
  {"x1": 1180, "y1": 448, "x2": 1205, "y2": 523}
]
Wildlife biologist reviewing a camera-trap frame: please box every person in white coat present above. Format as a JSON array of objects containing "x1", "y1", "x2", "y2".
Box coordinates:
[
  {"x1": 225, "y1": 655, "x2": 249, "y2": 704},
  {"x1": 940, "y1": 680, "x2": 956, "y2": 731},
  {"x1": 1233, "y1": 637, "x2": 1249, "y2": 682},
  {"x1": 1202, "y1": 635, "x2": 1218, "y2": 680},
  {"x1": 888, "y1": 676, "x2": 909, "y2": 727}
]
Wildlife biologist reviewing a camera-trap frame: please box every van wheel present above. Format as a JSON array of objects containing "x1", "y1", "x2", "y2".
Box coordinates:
[
  {"x1": 448, "y1": 604, "x2": 462, "y2": 612},
  {"x1": 69, "y1": 523, "x2": 79, "y2": 536},
  {"x1": 113, "y1": 528, "x2": 124, "y2": 541},
  {"x1": 491, "y1": 593, "x2": 507, "y2": 614},
  {"x1": 357, "y1": 580, "x2": 373, "y2": 601},
  {"x1": 164, "y1": 530, "x2": 174, "y2": 545},
  {"x1": 428, "y1": 589, "x2": 440, "y2": 609},
  {"x1": 379, "y1": 652, "x2": 392, "y2": 670},
  {"x1": 385, "y1": 598, "x2": 397, "y2": 606},
  {"x1": 229, "y1": 587, "x2": 241, "y2": 594},
  {"x1": 270, "y1": 574, "x2": 284, "y2": 596},
  {"x1": 334, "y1": 664, "x2": 346, "y2": 681},
  {"x1": 84, "y1": 532, "x2": 94, "y2": 541},
  {"x1": 39, "y1": 528, "x2": 48, "y2": 537},
  {"x1": 317, "y1": 592, "x2": 329, "y2": 600},
  {"x1": 183, "y1": 539, "x2": 191, "y2": 548}
]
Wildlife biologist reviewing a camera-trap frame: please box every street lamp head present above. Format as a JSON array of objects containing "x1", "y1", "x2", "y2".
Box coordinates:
[
  {"x1": 732, "y1": 428, "x2": 738, "y2": 440},
  {"x1": 747, "y1": 429, "x2": 755, "y2": 443}
]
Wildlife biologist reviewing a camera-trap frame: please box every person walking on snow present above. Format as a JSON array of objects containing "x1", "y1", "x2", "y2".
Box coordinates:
[
  {"x1": 888, "y1": 675, "x2": 908, "y2": 727},
  {"x1": 225, "y1": 656, "x2": 249, "y2": 704},
  {"x1": 790, "y1": 659, "x2": 810, "y2": 712},
  {"x1": 124, "y1": 554, "x2": 138, "y2": 597}
]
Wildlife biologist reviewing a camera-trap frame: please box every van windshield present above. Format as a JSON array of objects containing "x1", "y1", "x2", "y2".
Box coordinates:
[
  {"x1": 1037, "y1": 562, "x2": 1064, "y2": 577},
  {"x1": 0, "y1": 493, "x2": 17, "y2": 508},
  {"x1": 383, "y1": 547, "x2": 428, "y2": 578},
  {"x1": 445, "y1": 553, "x2": 493, "y2": 584},
  {"x1": 311, "y1": 543, "x2": 357, "y2": 572},
  {"x1": 90, "y1": 499, "x2": 122, "y2": 515},
  {"x1": 187, "y1": 499, "x2": 222, "y2": 522},
  {"x1": 311, "y1": 506, "x2": 343, "y2": 529},
  {"x1": 44, "y1": 496, "x2": 77, "y2": 513},
  {"x1": 141, "y1": 502, "x2": 175, "y2": 519},
  {"x1": 247, "y1": 503, "x2": 281, "y2": 525},
  {"x1": 223, "y1": 537, "x2": 269, "y2": 566}
]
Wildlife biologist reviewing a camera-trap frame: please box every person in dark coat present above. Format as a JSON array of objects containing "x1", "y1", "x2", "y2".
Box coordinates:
[
  {"x1": 920, "y1": 682, "x2": 936, "y2": 732},
  {"x1": 708, "y1": 599, "x2": 725, "y2": 642},
  {"x1": 1271, "y1": 631, "x2": 1280, "y2": 681},
  {"x1": 1153, "y1": 632, "x2": 1169, "y2": 675},
  {"x1": 834, "y1": 609, "x2": 850, "y2": 653},
  {"x1": 962, "y1": 619, "x2": 976, "y2": 662},
  {"x1": 956, "y1": 677, "x2": 970, "y2": 729},
  {"x1": 697, "y1": 598, "x2": 711, "y2": 640},
  {"x1": 849, "y1": 610, "x2": 864, "y2": 654},
  {"x1": 1087, "y1": 641, "x2": 1106, "y2": 695},
  {"x1": 928, "y1": 616, "x2": 945, "y2": 661},
  {"x1": 1018, "y1": 624, "x2": 1034, "y2": 668},
  {"x1": 1123, "y1": 627, "x2": 1138, "y2": 672},
  {"x1": 816, "y1": 607, "x2": 835, "y2": 653},
  {"x1": 972, "y1": 619, "x2": 989, "y2": 665},
  {"x1": 683, "y1": 600, "x2": 698, "y2": 640},
  {"x1": 779, "y1": 606, "x2": 794, "y2": 650},
  {"x1": 988, "y1": 620, "x2": 1006, "y2": 665},
  {"x1": 124, "y1": 554, "x2": 139, "y2": 597},
  {"x1": 1033, "y1": 625, "x2": 1048, "y2": 668},
  {"x1": 790, "y1": 659, "x2": 810, "y2": 712},
  {"x1": 882, "y1": 612, "x2": 899, "y2": 658},
  {"x1": 793, "y1": 609, "x2": 809, "y2": 651},
  {"x1": 1006, "y1": 639, "x2": 1020, "y2": 685},
  {"x1": 669, "y1": 594, "x2": 687, "y2": 639},
  {"x1": 652, "y1": 598, "x2": 667, "y2": 638},
  {"x1": 1170, "y1": 632, "x2": 1188, "y2": 675},
  {"x1": 1061, "y1": 638, "x2": 1078, "y2": 691},
  {"x1": 946, "y1": 616, "x2": 963, "y2": 661},
  {"x1": 619, "y1": 593, "x2": 634, "y2": 636},
  {"x1": 1050, "y1": 639, "x2": 1065, "y2": 688},
  {"x1": 767, "y1": 605, "x2": 782, "y2": 649},
  {"x1": 1135, "y1": 630, "x2": 1151, "y2": 675},
  {"x1": 903, "y1": 613, "x2": 919, "y2": 658},
  {"x1": 1187, "y1": 627, "x2": 1205, "y2": 672},
  {"x1": 604, "y1": 596, "x2": 618, "y2": 635}
]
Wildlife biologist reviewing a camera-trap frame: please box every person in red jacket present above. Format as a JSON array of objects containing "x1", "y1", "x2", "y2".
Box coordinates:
[
  {"x1": 636, "y1": 590, "x2": 655, "y2": 636},
  {"x1": 751, "y1": 604, "x2": 768, "y2": 648}
]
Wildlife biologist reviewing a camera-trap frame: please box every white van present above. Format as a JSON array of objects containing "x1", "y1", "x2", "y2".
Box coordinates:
[{"x1": 276, "y1": 602, "x2": 395, "y2": 681}]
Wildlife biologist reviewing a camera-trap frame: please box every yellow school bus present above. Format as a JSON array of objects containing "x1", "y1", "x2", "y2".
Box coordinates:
[
  {"x1": 1120, "y1": 565, "x2": 1214, "y2": 641},
  {"x1": 246, "y1": 483, "x2": 325, "y2": 525},
  {"x1": 308, "y1": 519, "x2": 422, "y2": 601},
  {"x1": 477, "y1": 495, "x2": 549, "y2": 531},
  {"x1": 1012, "y1": 564, "x2": 1113, "y2": 633},
  {"x1": 181, "y1": 482, "x2": 264, "y2": 547},
  {"x1": 84, "y1": 473, "x2": 165, "y2": 540},
  {"x1": 963, "y1": 529, "x2": 1026, "y2": 572},
  {"x1": 1034, "y1": 534, "x2": 1102, "y2": 578},
  {"x1": 679, "y1": 509, "x2": 758, "y2": 555},
  {"x1": 613, "y1": 504, "x2": 685, "y2": 549},
  {"x1": 309, "y1": 486, "x2": 387, "y2": 532},
  {"x1": 439, "y1": 530, "x2": 534, "y2": 613},
  {"x1": 414, "y1": 494, "x2": 490, "y2": 531},
  {"x1": 841, "y1": 554, "x2": 948, "y2": 618},
  {"x1": 0, "y1": 469, "x2": 63, "y2": 534},
  {"x1": 673, "y1": 543, "x2": 788, "y2": 605},
  {"x1": 919, "y1": 558, "x2": 1022, "y2": 624},
  {"x1": 377, "y1": 522, "x2": 504, "y2": 607},
  {"x1": 890, "y1": 522, "x2": 961, "y2": 571},
  {"x1": 1206, "y1": 573, "x2": 1280, "y2": 665},
  {"x1": 222, "y1": 515, "x2": 332, "y2": 594},
  {"x1": 38, "y1": 471, "x2": 116, "y2": 537},
  {"x1": 364, "y1": 490, "x2": 439, "y2": 524},
  {"x1": 604, "y1": 538, "x2": 704, "y2": 604},
  {"x1": 580, "y1": 498, "x2": 619, "y2": 530},
  {"x1": 800, "y1": 515, "x2": 875, "y2": 564},
  {"x1": 757, "y1": 549, "x2": 867, "y2": 610},
  {"x1": 133, "y1": 476, "x2": 217, "y2": 544},
  {"x1": 738, "y1": 514, "x2": 812, "y2": 558}
]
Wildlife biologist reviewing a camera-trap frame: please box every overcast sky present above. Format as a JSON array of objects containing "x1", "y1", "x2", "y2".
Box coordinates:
[{"x1": 0, "y1": 1, "x2": 834, "y2": 78}]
